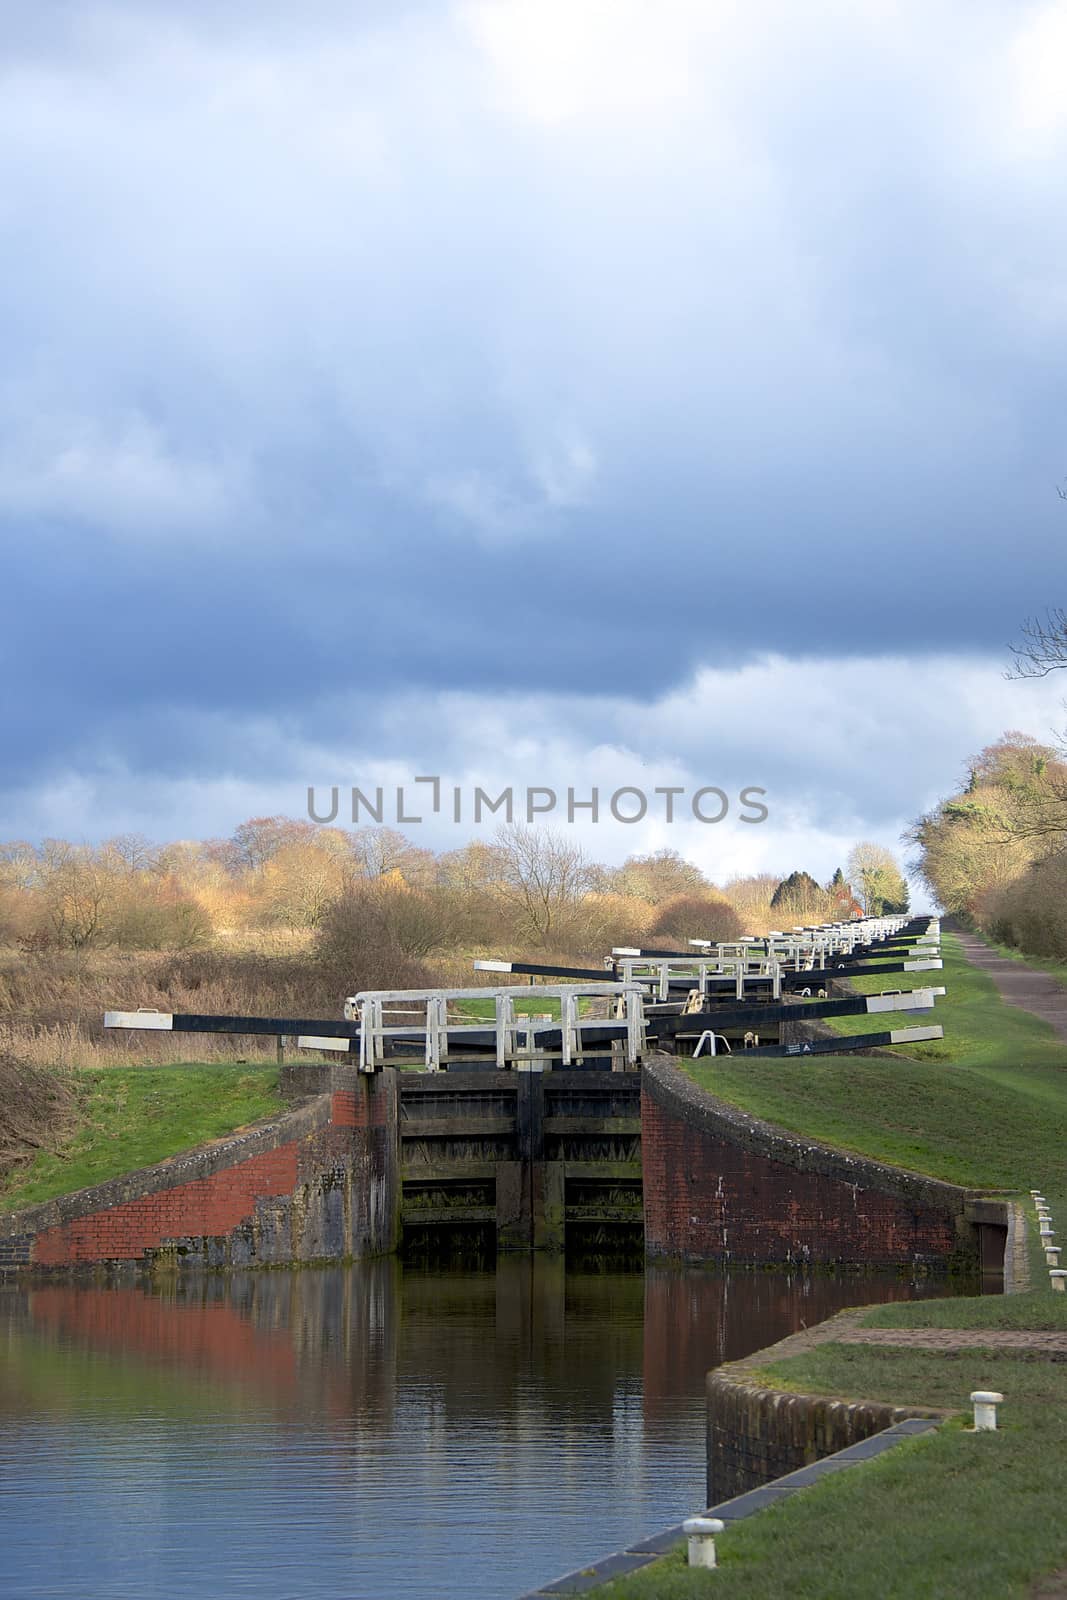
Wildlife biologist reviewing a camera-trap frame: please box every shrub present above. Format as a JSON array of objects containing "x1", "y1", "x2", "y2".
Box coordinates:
[{"x1": 646, "y1": 893, "x2": 742, "y2": 946}]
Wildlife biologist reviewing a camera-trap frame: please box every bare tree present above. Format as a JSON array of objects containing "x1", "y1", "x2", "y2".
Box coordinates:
[
  {"x1": 350, "y1": 826, "x2": 436, "y2": 885},
  {"x1": 1007, "y1": 608, "x2": 1067, "y2": 679},
  {"x1": 260, "y1": 838, "x2": 354, "y2": 929},
  {"x1": 0, "y1": 842, "x2": 39, "y2": 892},
  {"x1": 102, "y1": 833, "x2": 160, "y2": 874},
  {"x1": 608, "y1": 849, "x2": 709, "y2": 904},
  {"x1": 37, "y1": 842, "x2": 113, "y2": 949},
  {"x1": 230, "y1": 816, "x2": 315, "y2": 872},
  {"x1": 493, "y1": 824, "x2": 594, "y2": 945}
]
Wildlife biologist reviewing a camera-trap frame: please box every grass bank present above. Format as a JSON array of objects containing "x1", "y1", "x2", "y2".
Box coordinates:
[
  {"x1": 682, "y1": 932, "x2": 1067, "y2": 1189},
  {"x1": 0, "y1": 1065, "x2": 282, "y2": 1213}
]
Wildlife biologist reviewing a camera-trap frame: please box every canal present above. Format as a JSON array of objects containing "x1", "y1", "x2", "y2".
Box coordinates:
[{"x1": 1, "y1": 1262, "x2": 945, "y2": 1599}]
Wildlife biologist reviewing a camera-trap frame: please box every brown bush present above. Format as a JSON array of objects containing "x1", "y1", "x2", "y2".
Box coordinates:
[
  {"x1": 647, "y1": 893, "x2": 742, "y2": 947},
  {"x1": 315, "y1": 890, "x2": 437, "y2": 986}
]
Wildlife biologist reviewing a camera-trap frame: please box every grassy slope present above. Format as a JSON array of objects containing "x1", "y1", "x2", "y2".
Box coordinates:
[
  {"x1": 682, "y1": 932, "x2": 1067, "y2": 1189},
  {"x1": 0, "y1": 1065, "x2": 282, "y2": 1213}
]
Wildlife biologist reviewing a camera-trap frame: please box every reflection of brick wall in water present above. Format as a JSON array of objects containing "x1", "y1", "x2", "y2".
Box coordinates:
[
  {"x1": 28, "y1": 1285, "x2": 298, "y2": 1389},
  {"x1": 642, "y1": 1271, "x2": 726, "y2": 1425},
  {"x1": 641, "y1": 1057, "x2": 974, "y2": 1270},
  {"x1": 0, "y1": 1070, "x2": 400, "y2": 1274},
  {"x1": 640, "y1": 1269, "x2": 922, "y2": 1424}
]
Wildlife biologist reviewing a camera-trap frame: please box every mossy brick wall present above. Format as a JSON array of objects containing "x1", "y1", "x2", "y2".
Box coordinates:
[
  {"x1": 0, "y1": 1067, "x2": 399, "y2": 1275},
  {"x1": 707, "y1": 1360, "x2": 943, "y2": 1502},
  {"x1": 641, "y1": 1055, "x2": 978, "y2": 1269}
]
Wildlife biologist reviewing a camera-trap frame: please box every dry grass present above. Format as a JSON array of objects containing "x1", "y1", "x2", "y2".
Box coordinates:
[
  {"x1": 0, "y1": 941, "x2": 433, "y2": 1068},
  {"x1": 0, "y1": 1050, "x2": 80, "y2": 1185}
]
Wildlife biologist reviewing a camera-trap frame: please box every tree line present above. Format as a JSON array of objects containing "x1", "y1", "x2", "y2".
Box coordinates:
[{"x1": 0, "y1": 822, "x2": 906, "y2": 960}]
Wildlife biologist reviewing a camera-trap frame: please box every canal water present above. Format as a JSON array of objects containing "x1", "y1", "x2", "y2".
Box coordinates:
[{"x1": 1, "y1": 1263, "x2": 944, "y2": 1600}]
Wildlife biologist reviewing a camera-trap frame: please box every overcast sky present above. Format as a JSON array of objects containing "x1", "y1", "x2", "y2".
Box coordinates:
[{"x1": 2, "y1": 0, "x2": 1066, "y2": 892}]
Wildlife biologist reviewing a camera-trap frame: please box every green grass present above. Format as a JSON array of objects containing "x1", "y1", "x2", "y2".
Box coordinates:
[
  {"x1": 452, "y1": 995, "x2": 600, "y2": 1020},
  {"x1": 682, "y1": 933, "x2": 1067, "y2": 1188},
  {"x1": 858, "y1": 1283, "x2": 1067, "y2": 1331},
  {"x1": 453, "y1": 995, "x2": 563, "y2": 1019},
  {"x1": 0, "y1": 1065, "x2": 282, "y2": 1212},
  {"x1": 592, "y1": 1344, "x2": 1067, "y2": 1598}
]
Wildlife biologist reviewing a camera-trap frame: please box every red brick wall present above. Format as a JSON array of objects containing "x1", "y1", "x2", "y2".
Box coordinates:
[
  {"x1": 642, "y1": 1057, "x2": 972, "y2": 1269},
  {"x1": 32, "y1": 1145, "x2": 300, "y2": 1265},
  {"x1": 331, "y1": 1082, "x2": 390, "y2": 1128}
]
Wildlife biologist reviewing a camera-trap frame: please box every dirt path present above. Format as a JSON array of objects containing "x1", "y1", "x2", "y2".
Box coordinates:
[{"x1": 953, "y1": 927, "x2": 1067, "y2": 1043}]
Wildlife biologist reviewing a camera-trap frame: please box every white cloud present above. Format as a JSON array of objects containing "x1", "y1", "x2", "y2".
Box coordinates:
[
  {"x1": 1012, "y1": 2, "x2": 1067, "y2": 141},
  {"x1": 530, "y1": 431, "x2": 597, "y2": 507},
  {"x1": 458, "y1": 0, "x2": 718, "y2": 126},
  {"x1": 424, "y1": 429, "x2": 597, "y2": 541},
  {"x1": 0, "y1": 414, "x2": 243, "y2": 535}
]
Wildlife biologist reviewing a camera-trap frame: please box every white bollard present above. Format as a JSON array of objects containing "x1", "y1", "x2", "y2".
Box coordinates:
[
  {"x1": 1037, "y1": 1207, "x2": 1052, "y2": 1221},
  {"x1": 970, "y1": 1391, "x2": 1004, "y2": 1431},
  {"x1": 1039, "y1": 1222, "x2": 1055, "y2": 1239},
  {"x1": 1051, "y1": 1270, "x2": 1067, "y2": 1294},
  {"x1": 1046, "y1": 1246, "x2": 1062, "y2": 1268},
  {"x1": 684, "y1": 1517, "x2": 725, "y2": 1569}
]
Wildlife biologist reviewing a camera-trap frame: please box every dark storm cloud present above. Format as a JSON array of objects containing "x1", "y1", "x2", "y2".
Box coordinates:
[{"x1": 1, "y1": 0, "x2": 1066, "y2": 814}]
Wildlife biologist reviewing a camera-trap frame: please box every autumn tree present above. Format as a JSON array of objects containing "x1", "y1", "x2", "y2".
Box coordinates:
[{"x1": 907, "y1": 734, "x2": 1065, "y2": 921}]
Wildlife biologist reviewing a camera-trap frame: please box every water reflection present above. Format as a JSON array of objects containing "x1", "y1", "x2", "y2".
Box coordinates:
[{"x1": 0, "y1": 1262, "x2": 945, "y2": 1600}]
